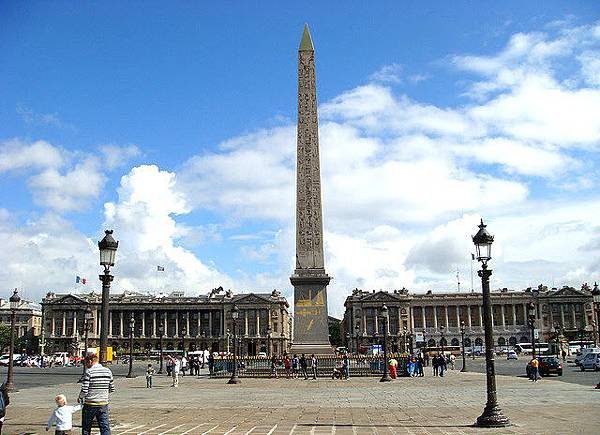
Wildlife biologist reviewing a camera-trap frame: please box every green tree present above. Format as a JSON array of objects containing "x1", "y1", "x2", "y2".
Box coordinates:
[
  {"x1": 329, "y1": 320, "x2": 342, "y2": 347},
  {"x1": 0, "y1": 323, "x2": 12, "y2": 353}
]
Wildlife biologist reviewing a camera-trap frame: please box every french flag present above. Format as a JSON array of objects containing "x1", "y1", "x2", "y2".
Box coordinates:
[{"x1": 76, "y1": 276, "x2": 87, "y2": 284}]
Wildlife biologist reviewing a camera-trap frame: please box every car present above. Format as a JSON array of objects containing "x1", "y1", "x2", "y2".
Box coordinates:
[
  {"x1": 574, "y1": 347, "x2": 600, "y2": 366},
  {"x1": 0, "y1": 353, "x2": 21, "y2": 366},
  {"x1": 537, "y1": 356, "x2": 562, "y2": 376},
  {"x1": 506, "y1": 351, "x2": 518, "y2": 360},
  {"x1": 579, "y1": 353, "x2": 600, "y2": 371}
]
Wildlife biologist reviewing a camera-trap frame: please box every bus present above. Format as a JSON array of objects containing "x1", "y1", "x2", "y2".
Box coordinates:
[{"x1": 514, "y1": 343, "x2": 549, "y2": 355}]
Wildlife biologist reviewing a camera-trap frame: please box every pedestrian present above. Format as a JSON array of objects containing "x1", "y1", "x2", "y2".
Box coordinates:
[
  {"x1": 46, "y1": 394, "x2": 82, "y2": 434},
  {"x1": 389, "y1": 357, "x2": 398, "y2": 379},
  {"x1": 291, "y1": 354, "x2": 299, "y2": 378},
  {"x1": 530, "y1": 357, "x2": 539, "y2": 382},
  {"x1": 407, "y1": 357, "x2": 415, "y2": 377},
  {"x1": 416, "y1": 355, "x2": 424, "y2": 377},
  {"x1": 439, "y1": 354, "x2": 447, "y2": 377},
  {"x1": 270, "y1": 354, "x2": 279, "y2": 378},
  {"x1": 432, "y1": 354, "x2": 439, "y2": 376},
  {"x1": 343, "y1": 352, "x2": 350, "y2": 379},
  {"x1": 166, "y1": 356, "x2": 173, "y2": 377},
  {"x1": 310, "y1": 354, "x2": 318, "y2": 379},
  {"x1": 0, "y1": 382, "x2": 9, "y2": 434},
  {"x1": 171, "y1": 356, "x2": 181, "y2": 387},
  {"x1": 449, "y1": 353, "x2": 456, "y2": 370},
  {"x1": 78, "y1": 352, "x2": 114, "y2": 435},
  {"x1": 283, "y1": 355, "x2": 291, "y2": 378},
  {"x1": 181, "y1": 355, "x2": 188, "y2": 376},
  {"x1": 300, "y1": 353, "x2": 308, "y2": 379},
  {"x1": 208, "y1": 353, "x2": 215, "y2": 376},
  {"x1": 146, "y1": 364, "x2": 155, "y2": 388}
]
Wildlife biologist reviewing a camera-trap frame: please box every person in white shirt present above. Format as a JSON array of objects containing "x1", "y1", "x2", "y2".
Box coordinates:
[
  {"x1": 171, "y1": 356, "x2": 181, "y2": 387},
  {"x1": 47, "y1": 394, "x2": 81, "y2": 434}
]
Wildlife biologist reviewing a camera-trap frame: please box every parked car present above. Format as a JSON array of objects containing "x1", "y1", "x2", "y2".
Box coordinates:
[
  {"x1": 537, "y1": 356, "x2": 562, "y2": 376},
  {"x1": 579, "y1": 353, "x2": 600, "y2": 371},
  {"x1": 506, "y1": 351, "x2": 518, "y2": 360},
  {"x1": 574, "y1": 347, "x2": 600, "y2": 366},
  {"x1": 0, "y1": 353, "x2": 21, "y2": 366}
]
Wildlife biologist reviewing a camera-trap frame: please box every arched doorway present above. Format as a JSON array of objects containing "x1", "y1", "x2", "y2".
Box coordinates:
[
  {"x1": 464, "y1": 338, "x2": 472, "y2": 348},
  {"x1": 475, "y1": 337, "x2": 483, "y2": 347},
  {"x1": 247, "y1": 341, "x2": 257, "y2": 356},
  {"x1": 427, "y1": 339, "x2": 436, "y2": 347},
  {"x1": 440, "y1": 337, "x2": 447, "y2": 347},
  {"x1": 451, "y1": 338, "x2": 460, "y2": 346},
  {"x1": 166, "y1": 342, "x2": 174, "y2": 350},
  {"x1": 509, "y1": 336, "x2": 517, "y2": 347},
  {"x1": 519, "y1": 336, "x2": 529, "y2": 343},
  {"x1": 498, "y1": 337, "x2": 506, "y2": 347}
]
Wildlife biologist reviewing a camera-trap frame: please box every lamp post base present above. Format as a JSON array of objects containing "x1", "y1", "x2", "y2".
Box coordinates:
[
  {"x1": 476, "y1": 404, "x2": 511, "y2": 427},
  {"x1": 228, "y1": 375, "x2": 241, "y2": 384},
  {"x1": 126, "y1": 373, "x2": 136, "y2": 379},
  {"x1": 460, "y1": 367, "x2": 467, "y2": 373},
  {"x1": 379, "y1": 374, "x2": 392, "y2": 382}
]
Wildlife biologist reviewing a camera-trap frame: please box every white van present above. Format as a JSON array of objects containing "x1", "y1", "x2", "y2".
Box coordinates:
[{"x1": 574, "y1": 347, "x2": 600, "y2": 366}]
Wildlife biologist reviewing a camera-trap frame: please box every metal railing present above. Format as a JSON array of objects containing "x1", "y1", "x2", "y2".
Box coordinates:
[{"x1": 210, "y1": 354, "x2": 409, "y2": 378}]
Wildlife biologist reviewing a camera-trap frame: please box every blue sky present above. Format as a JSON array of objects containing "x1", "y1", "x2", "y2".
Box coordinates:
[{"x1": 1, "y1": 2, "x2": 600, "y2": 315}]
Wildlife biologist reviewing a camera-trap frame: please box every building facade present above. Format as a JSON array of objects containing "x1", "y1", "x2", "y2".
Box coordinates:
[
  {"x1": 42, "y1": 287, "x2": 291, "y2": 356},
  {"x1": 342, "y1": 284, "x2": 597, "y2": 352},
  {"x1": 0, "y1": 297, "x2": 42, "y2": 340}
]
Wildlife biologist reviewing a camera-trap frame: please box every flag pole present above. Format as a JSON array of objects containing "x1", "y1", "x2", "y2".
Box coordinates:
[{"x1": 470, "y1": 254, "x2": 474, "y2": 293}]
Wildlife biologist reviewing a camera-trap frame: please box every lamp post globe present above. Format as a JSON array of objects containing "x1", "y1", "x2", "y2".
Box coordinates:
[
  {"x1": 6, "y1": 288, "x2": 21, "y2": 391},
  {"x1": 228, "y1": 305, "x2": 241, "y2": 384},
  {"x1": 98, "y1": 229, "x2": 118, "y2": 364},
  {"x1": 126, "y1": 314, "x2": 136, "y2": 378},
  {"x1": 472, "y1": 219, "x2": 510, "y2": 427},
  {"x1": 379, "y1": 304, "x2": 392, "y2": 382}
]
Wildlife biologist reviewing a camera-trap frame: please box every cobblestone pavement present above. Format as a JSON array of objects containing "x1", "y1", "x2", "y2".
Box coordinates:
[{"x1": 3, "y1": 370, "x2": 599, "y2": 434}]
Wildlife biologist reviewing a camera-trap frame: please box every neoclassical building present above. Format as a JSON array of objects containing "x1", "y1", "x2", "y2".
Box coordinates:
[
  {"x1": 0, "y1": 297, "x2": 42, "y2": 340},
  {"x1": 342, "y1": 284, "x2": 597, "y2": 352},
  {"x1": 42, "y1": 287, "x2": 291, "y2": 356}
]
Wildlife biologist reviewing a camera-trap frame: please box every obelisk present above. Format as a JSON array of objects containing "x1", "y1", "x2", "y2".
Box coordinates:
[{"x1": 290, "y1": 24, "x2": 332, "y2": 355}]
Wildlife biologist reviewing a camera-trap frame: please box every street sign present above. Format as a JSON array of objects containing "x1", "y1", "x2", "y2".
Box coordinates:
[
  {"x1": 534, "y1": 329, "x2": 540, "y2": 339},
  {"x1": 415, "y1": 332, "x2": 424, "y2": 342}
]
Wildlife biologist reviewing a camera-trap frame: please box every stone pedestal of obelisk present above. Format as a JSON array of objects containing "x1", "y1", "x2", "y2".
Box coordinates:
[{"x1": 290, "y1": 24, "x2": 332, "y2": 355}]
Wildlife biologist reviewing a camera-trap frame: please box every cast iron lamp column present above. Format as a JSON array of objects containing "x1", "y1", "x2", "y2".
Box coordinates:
[
  {"x1": 6, "y1": 288, "x2": 20, "y2": 391},
  {"x1": 354, "y1": 324, "x2": 360, "y2": 354},
  {"x1": 593, "y1": 283, "x2": 600, "y2": 347},
  {"x1": 473, "y1": 219, "x2": 510, "y2": 427},
  {"x1": 98, "y1": 230, "x2": 118, "y2": 364},
  {"x1": 228, "y1": 305, "x2": 241, "y2": 384},
  {"x1": 157, "y1": 324, "x2": 164, "y2": 374},
  {"x1": 402, "y1": 326, "x2": 408, "y2": 353},
  {"x1": 527, "y1": 302, "x2": 536, "y2": 359},
  {"x1": 126, "y1": 314, "x2": 135, "y2": 378},
  {"x1": 460, "y1": 321, "x2": 467, "y2": 372},
  {"x1": 379, "y1": 305, "x2": 392, "y2": 382},
  {"x1": 78, "y1": 306, "x2": 94, "y2": 382},
  {"x1": 440, "y1": 325, "x2": 446, "y2": 356}
]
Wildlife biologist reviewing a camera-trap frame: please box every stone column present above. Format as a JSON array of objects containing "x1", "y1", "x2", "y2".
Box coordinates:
[
  {"x1": 444, "y1": 306, "x2": 449, "y2": 329},
  {"x1": 51, "y1": 314, "x2": 55, "y2": 336},
  {"x1": 197, "y1": 310, "x2": 201, "y2": 335},
  {"x1": 374, "y1": 312, "x2": 379, "y2": 335},
  {"x1": 433, "y1": 306, "x2": 438, "y2": 329},
  {"x1": 421, "y1": 306, "x2": 426, "y2": 329},
  {"x1": 120, "y1": 311, "x2": 124, "y2": 337},
  {"x1": 467, "y1": 305, "x2": 472, "y2": 328},
  {"x1": 478, "y1": 305, "x2": 483, "y2": 329},
  {"x1": 501, "y1": 305, "x2": 506, "y2": 328},
  {"x1": 456, "y1": 305, "x2": 460, "y2": 328},
  {"x1": 175, "y1": 314, "x2": 179, "y2": 336},
  {"x1": 362, "y1": 311, "x2": 367, "y2": 335},
  {"x1": 512, "y1": 305, "x2": 517, "y2": 326},
  {"x1": 409, "y1": 307, "x2": 415, "y2": 331},
  {"x1": 256, "y1": 309, "x2": 260, "y2": 336},
  {"x1": 208, "y1": 311, "x2": 213, "y2": 337},
  {"x1": 244, "y1": 310, "x2": 249, "y2": 336},
  {"x1": 397, "y1": 307, "x2": 402, "y2": 332},
  {"x1": 62, "y1": 312, "x2": 66, "y2": 336},
  {"x1": 163, "y1": 314, "x2": 167, "y2": 338},
  {"x1": 549, "y1": 304, "x2": 554, "y2": 327},
  {"x1": 72, "y1": 313, "x2": 77, "y2": 337},
  {"x1": 571, "y1": 304, "x2": 577, "y2": 328},
  {"x1": 560, "y1": 304, "x2": 565, "y2": 327},
  {"x1": 186, "y1": 311, "x2": 190, "y2": 337}
]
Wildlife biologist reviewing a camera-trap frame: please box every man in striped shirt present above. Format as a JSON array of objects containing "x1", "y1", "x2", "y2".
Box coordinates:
[{"x1": 78, "y1": 353, "x2": 114, "y2": 435}]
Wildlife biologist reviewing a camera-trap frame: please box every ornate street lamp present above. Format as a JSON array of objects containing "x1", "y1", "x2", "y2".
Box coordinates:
[
  {"x1": 402, "y1": 325, "x2": 408, "y2": 353},
  {"x1": 6, "y1": 289, "x2": 20, "y2": 391},
  {"x1": 460, "y1": 321, "x2": 467, "y2": 372},
  {"x1": 422, "y1": 328, "x2": 427, "y2": 355},
  {"x1": 527, "y1": 302, "x2": 536, "y2": 358},
  {"x1": 440, "y1": 325, "x2": 446, "y2": 356},
  {"x1": 228, "y1": 305, "x2": 241, "y2": 384},
  {"x1": 78, "y1": 306, "x2": 94, "y2": 382},
  {"x1": 379, "y1": 305, "x2": 391, "y2": 382},
  {"x1": 126, "y1": 314, "x2": 135, "y2": 378},
  {"x1": 266, "y1": 326, "x2": 272, "y2": 357},
  {"x1": 98, "y1": 230, "x2": 118, "y2": 364},
  {"x1": 354, "y1": 323, "x2": 360, "y2": 354},
  {"x1": 472, "y1": 219, "x2": 510, "y2": 427},
  {"x1": 593, "y1": 283, "x2": 600, "y2": 347}
]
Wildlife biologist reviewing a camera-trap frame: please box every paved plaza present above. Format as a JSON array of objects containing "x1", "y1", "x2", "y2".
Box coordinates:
[{"x1": 2, "y1": 366, "x2": 599, "y2": 435}]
